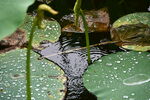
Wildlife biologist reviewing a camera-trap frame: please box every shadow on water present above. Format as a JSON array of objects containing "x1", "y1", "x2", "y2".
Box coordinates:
[{"x1": 36, "y1": 32, "x2": 124, "y2": 100}]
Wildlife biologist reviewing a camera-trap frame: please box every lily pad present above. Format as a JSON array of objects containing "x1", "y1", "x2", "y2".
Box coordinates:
[
  {"x1": 0, "y1": 49, "x2": 67, "y2": 100},
  {"x1": 0, "y1": 0, "x2": 35, "y2": 40},
  {"x1": 112, "y1": 12, "x2": 150, "y2": 28},
  {"x1": 83, "y1": 51, "x2": 150, "y2": 100},
  {"x1": 20, "y1": 15, "x2": 61, "y2": 47},
  {"x1": 111, "y1": 12, "x2": 150, "y2": 51},
  {"x1": 61, "y1": 8, "x2": 110, "y2": 33},
  {"x1": 122, "y1": 45, "x2": 150, "y2": 51}
]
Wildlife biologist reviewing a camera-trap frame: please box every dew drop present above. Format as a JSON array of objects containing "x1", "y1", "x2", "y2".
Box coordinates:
[
  {"x1": 1, "y1": 65, "x2": 6, "y2": 69},
  {"x1": 22, "y1": 94, "x2": 25, "y2": 97},
  {"x1": 41, "y1": 90, "x2": 44, "y2": 93},
  {"x1": 98, "y1": 59, "x2": 102, "y2": 62},
  {"x1": 38, "y1": 93, "x2": 41, "y2": 96},
  {"x1": 123, "y1": 95, "x2": 129, "y2": 99},
  {"x1": 123, "y1": 74, "x2": 150, "y2": 86},
  {"x1": 36, "y1": 84, "x2": 40, "y2": 87},
  {"x1": 42, "y1": 87, "x2": 48, "y2": 90},
  {"x1": 113, "y1": 67, "x2": 117, "y2": 70},
  {"x1": 120, "y1": 58, "x2": 124, "y2": 60},
  {"x1": 16, "y1": 94, "x2": 21, "y2": 98},
  {"x1": 3, "y1": 91, "x2": 7, "y2": 94},
  {"x1": 0, "y1": 71, "x2": 4, "y2": 74},
  {"x1": 54, "y1": 37, "x2": 57, "y2": 39},
  {"x1": 35, "y1": 88, "x2": 40, "y2": 91},
  {"x1": 45, "y1": 34, "x2": 49, "y2": 37},
  {"x1": 147, "y1": 54, "x2": 150, "y2": 57},
  {"x1": 20, "y1": 54, "x2": 24, "y2": 57},
  {"x1": 7, "y1": 97, "x2": 11, "y2": 99},
  {"x1": 31, "y1": 97, "x2": 35, "y2": 100},
  {"x1": 8, "y1": 94, "x2": 12, "y2": 97},
  {"x1": 32, "y1": 69, "x2": 36, "y2": 72},
  {"x1": 4, "y1": 82, "x2": 10, "y2": 87},
  {"x1": 106, "y1": 63, "x2": 112, "y2": 66},
  {"x1": 131, "y1": 93, "x2": 135, "y2": 96},
  {"x1": 111, "y1": 88, "x2": 117, "y2": 92},
  {"x1": 116, "y1": 60, "x2": 121, "y2": 63},
  {"x1": 123, "y1": 70, "x2": 127, "y2": 73},
  {"x1": 39, "y1": 77, "x2": 44, "y2": 81}
]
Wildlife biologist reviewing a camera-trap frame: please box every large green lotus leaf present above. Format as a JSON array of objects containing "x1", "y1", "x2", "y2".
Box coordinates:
[
  {"x1": 112, "y1": 12, "x2": 150, "y2": 28},
  {"x1": 83, "y1": 51, "x2": 150, "y2": 100},
  {"x1": 20, "y1": 15, "x2": 61, "y2": 47},
  {"x1": 0, "y1": 0, "x2": 35, "y2": 40},
  {"x1": 0, "y1": 49, "x2": 67, "y2": 100}
]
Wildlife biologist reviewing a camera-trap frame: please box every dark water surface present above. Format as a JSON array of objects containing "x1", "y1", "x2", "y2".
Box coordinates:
[{"x1": 37, "y1": 32, "x2": 124, "y2": 100}]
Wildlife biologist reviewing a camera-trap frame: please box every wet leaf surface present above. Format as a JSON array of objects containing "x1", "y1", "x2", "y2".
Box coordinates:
[
  {"x1": 111, "y1": 12, "x2": 150, "y2": 51},
  {"x1": 112, "y1": 12, "x2": 150, "y2": 28},
  {"x1": 20, "y1": 15, "x2": 61, "y2": 47},
  {"x1": 61, "y1": 9, "x2": 110, "y2": 33},
  {"x1": 0, "y1": 49, "x2": 67, "y2": 100},
  {"x1": 83, "y1": 51, "x2": 150, "y2": 100}
]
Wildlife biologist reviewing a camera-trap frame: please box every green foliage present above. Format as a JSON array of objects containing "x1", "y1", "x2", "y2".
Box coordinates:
[
  {"x1": 0, "y1": 0, "x2": 35, "y2": 40},
  {"x1": 83, "y1": 51, "x2": 150, "y2": 100},
  {"x1": 0, "y1": 49, "x2": 67, "y2": 100},
  {"x1": 20, "y1": 15, "x2": 61, "y2": 47},
  {"x1": 111, "y1": 12, "x2": 150, "y2": 51},
  {"x1": 112, "y1": 12, "x2": 150, "y2": 28},
  {"x1": 73, "y1": 0, "x2": 82, "y2": 26}
]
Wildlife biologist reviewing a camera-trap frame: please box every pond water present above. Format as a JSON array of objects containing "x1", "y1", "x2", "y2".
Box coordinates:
[{"x1": 36, "y1": 32, "x2": 125, "y2": 100}]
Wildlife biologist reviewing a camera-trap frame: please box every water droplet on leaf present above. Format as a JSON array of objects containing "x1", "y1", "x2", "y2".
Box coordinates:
[{"x1": 123, "y1": 74, "x2": 150, "y2": 86}]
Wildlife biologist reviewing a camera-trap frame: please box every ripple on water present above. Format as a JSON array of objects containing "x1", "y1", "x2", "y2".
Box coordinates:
[{"x1": 39, "y1": 33, "x2": 123, "y2": 100}]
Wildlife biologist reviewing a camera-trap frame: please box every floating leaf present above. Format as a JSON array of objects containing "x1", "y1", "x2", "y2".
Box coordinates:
[
  {"x1": 112, "y1": 12, "x2": 150, "y2": 28},
  {"x1": 83, "y1": 51, "x2": 150, "y2": 100},
  {"x1": 61, "y1": 8, "x2": 110, "y2": 33},
  {"x1": 0, "y1": 0, "x2": 35, "y2": 40},
  {"x1": 0, "y1": 29, "x2": 26, "y2": 46},
  {"x1": 0, "y1": 49, "x2": 67, "y2": 100},
  {"x1": 111, "y1": 12, "x2": 150, "y2": 51},
  {"x1": 122, "y1": 45, "x2": 150, "y2": 51},
  {"x1": 20, "y1": 15, "x2": 61, "y2": 47}
]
